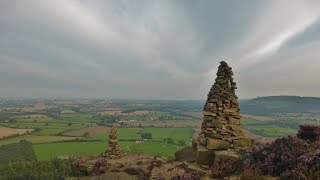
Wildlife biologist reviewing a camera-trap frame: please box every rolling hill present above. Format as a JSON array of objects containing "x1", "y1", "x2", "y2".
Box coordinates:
[{"x1": 239, "y1": 96, "x2": 320, "y2": 116}]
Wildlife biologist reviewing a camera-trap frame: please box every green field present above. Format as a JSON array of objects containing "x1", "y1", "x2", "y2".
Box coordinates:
[
  {"x1": 33, "y1": 127, "x2": 193, "y2": 161},
  {"x1": 2, "y1": 107, "x2": 316, "y2": 162},
  {"x1": 241, "y1": 118, "x2": 320, "y2": 137},
  {"x1": 0, "y1": 135, "x2": 82, "y2": 146}
]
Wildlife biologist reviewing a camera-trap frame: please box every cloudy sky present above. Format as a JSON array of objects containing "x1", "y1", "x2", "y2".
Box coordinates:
[{"x1": 1, "y1": 0, "x2": 320, "y2": 99}]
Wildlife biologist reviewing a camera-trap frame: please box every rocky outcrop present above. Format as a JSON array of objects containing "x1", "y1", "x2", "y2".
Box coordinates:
[
  {"x1": 196, "y1": 61, "x2": 250, "y2": 165},
  {"x1": 104, "y1": 127, "x2": 122, "y2": 159}
]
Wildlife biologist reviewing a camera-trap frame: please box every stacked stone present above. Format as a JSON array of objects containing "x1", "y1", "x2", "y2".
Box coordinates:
[
  {"x1": 196, "y1": 61, "x2": 250, "y2": 165},
  {"x1": 104, "y1": 127, "x2": 122, "y2": 159}
]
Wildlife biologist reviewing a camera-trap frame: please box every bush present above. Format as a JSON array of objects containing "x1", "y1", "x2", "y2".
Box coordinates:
[
  {"x1": 0, "y1": 140, "x2": 36, "y2": 165},
  {"x1": 211, "y1": 155, "x2": 240, "y2": 178},
  {"x1": 90, "y1": 158, "x2": 108, "y2": 175},
  {"x1": 0, "y1": 158, "x2": 83, "y2": 179},
  {"x1": 297, "y1": 124, "x2": 320, "y2": 141},
  {"x1": 239, "y1": 136, "x2": 320, "y2": 179},
  {"x1": 141, "y1": 132, "x2": 152, "y2": 140}
]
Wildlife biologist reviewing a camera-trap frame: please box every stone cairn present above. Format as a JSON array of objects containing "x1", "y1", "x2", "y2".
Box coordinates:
[
  {"x1": 104, "y1": 127, "x2": 122, "y2": 159},
  {"x1": 196, "y1": 61, "x2": 250, "y2": 165}
]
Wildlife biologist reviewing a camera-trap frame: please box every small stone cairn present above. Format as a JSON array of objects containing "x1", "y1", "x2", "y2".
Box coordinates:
[
  {"x1": 196, "y1": 61, "x2": 250, "y2": 165},
  {"x1": 104, "y1": 127, "x2": 122, "y2": 159}
]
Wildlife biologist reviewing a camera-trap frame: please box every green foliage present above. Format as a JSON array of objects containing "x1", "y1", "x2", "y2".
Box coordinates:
[
  {"x1": 0, "y1": 158, "x2": 83, "y2": 179},
  {"x1": 141, "y1": 132, "x2": 152, "y2": 140},
  {"x1": 42, "y1": 107, "x2": 61, "y2": 118},
  {"x1": 178, "y1": 140, "x2": 187, "y2": 146},
  {"x1": 0, "y1": 140, "x2": 36, "y2": 165}
]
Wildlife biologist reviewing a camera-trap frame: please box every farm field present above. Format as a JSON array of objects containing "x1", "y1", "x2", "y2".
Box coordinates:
[
  {"x1": 0, "y1": 135, "x2": 82, "y2": 146},
  {"x1": 63, "y1": 126, "x2": 109, "y2": 137},
  {"x1": 0, "y1": 127, "x2": 33, "y2": 138},
  {"x1": 34, "y1": 127, "x2": 193, "y2": 161},
  {"x1": 1, "y1": 98, "x2": 320, "y2": 165},
  {"x1": 241, "y1": 117, "x2": 320, "y2": 137}
]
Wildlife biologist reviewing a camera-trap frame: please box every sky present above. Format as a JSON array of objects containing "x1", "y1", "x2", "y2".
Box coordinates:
[{"x1": 1, "y1": 0, "x2": 320, "y2": 100}]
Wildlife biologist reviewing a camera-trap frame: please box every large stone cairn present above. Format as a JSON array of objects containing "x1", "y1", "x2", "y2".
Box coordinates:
[
  {"x1": 196, "y1": 61, "x2": 250, "y2": 165},
  {"x1": 104, "y1": 127, "x2": 122, "y2": 159}
]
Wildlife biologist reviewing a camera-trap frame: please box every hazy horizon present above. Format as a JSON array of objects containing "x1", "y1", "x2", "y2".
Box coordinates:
[{"x1": 1, "y1": 0, "x2": 320, "y2": 99}]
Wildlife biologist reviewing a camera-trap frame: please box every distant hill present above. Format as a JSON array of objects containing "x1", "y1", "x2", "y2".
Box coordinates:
[{"x1": 239, "y1": 96, "x2": 320, "y2": 116}]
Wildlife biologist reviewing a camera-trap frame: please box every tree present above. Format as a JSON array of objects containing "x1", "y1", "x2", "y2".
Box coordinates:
[
  {"x1": 141, "y1": 132, "x2": 152, "y2": 140},
  {"x1": 67, "y1": 122, "x2": 72, "y2": 127}
]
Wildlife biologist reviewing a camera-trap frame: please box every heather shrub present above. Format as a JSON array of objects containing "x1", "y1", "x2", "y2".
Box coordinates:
[
  {"x1": 298, "y1": 125, "x2": 320, "y2": 141},
  {"x1": 239, "y1": 136, "x2": 320, "y2": 179},
  {"x1": 124, "y1": 167, "x2": 149, "y2": 179},
  {"x1": 90, "y1": 157, "x2": 108, "y2": 175},
  {"x1": 210, "y1": 155, "x2": 240, "y2": 178},
  {"x1": 171, "y1": 172, "x2": 200, "y2": 180},
  {"x1": 279, "y1": 148, "x2": 320, "y2": 180}
]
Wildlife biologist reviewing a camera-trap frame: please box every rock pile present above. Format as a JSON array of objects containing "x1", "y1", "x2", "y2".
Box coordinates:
[
  {"x1": 104, "y1": 127, "x2": 122, "y2": 159},
  {"x1": 196, "y1": 61, "x2": 250, "y2": 165}
]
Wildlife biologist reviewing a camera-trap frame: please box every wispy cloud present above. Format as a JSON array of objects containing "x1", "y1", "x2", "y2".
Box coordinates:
[{"x1": 232, "y1": 1, "x2": 320, "y2": 69}]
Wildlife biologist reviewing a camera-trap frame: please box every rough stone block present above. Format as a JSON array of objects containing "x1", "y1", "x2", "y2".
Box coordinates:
[
  {"x1": 227, "y1": 118, "x2": 240, "y2": 125},
  {"x1": 207, "y1": 138, "x2": 230, "y2": 150},
  {"x1": 203, "y1": 111, "x2": 217, "y2": 117},
  {"x1": 214, "y1": 150, "x2": 239, "y2": 162},
  {"x1": 200, "y1": 137, "x2": 207, "y2": 145}
]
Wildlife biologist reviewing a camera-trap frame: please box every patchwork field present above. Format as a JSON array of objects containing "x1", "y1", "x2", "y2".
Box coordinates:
[
  {"x1": 241, "y1": 117, "x2": 320, "y2": 137},
  {"x1": 0, "y1": 135, "x2": 82, "y2": 146},
  {"x1": 63, "y1": 125, "x2": 109, "y2": 137},
  {"x1": 33, "y1": 127, "x2": 193, "y2": 161},
  {"x1": 0, "y1": 127, "x2": 33, "y2": 138}
]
